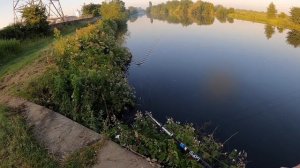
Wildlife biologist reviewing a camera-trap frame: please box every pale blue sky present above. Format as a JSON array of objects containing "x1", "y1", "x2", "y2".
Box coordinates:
[{"x1": 1, "y1": 0, "x2": 300, "y2": 28}]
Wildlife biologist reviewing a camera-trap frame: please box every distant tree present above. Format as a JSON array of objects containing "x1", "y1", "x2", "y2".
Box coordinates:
[
  {"x1": 264, "y1": 24, "x2": 275, "y2": 39},
  {"x1": 200, "y1": 2, "x2": 215, "y2": 16},
  {"x1": 267, "y1": 2, "x2": 277, "y2": 18},
  {"x1": 82, "y1": 3, "x2": 101, "y2": 17},
  {"x1": 290, "y1": 7, "x2": 300, "y2": 24},
  {"x1": 278, "y1": 12, "x2": 287, "y2": 18},
  {"x1": 21, "y1": 5, "x2": 50, "y2": 35},
  {"x1": 128, "y1": 6, "x2": 138, "y2": 16}
]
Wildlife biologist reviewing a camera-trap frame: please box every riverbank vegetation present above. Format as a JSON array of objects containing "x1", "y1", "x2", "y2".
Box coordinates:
[
  {"x1": 109, "y1": 112, "x2": 247, "y2": 167},
  {"x1": 229, "y1": 3, "x2": 300, "y2": 32},
  {"x1": 229, "y1": 10, "x2": 300, "y2": 32},
  {"x1": 25, "y1": 0, "x2": 134, "y2": 132}
]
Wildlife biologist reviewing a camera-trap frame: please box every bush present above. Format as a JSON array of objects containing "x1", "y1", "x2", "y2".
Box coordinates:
[{"x1": 108, "y1": 113, "x2": 247, "y2": 168}]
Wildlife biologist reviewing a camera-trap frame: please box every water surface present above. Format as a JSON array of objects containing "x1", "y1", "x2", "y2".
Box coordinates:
[{"x1": 125, "y1": 16, "x2": 300, "y2": 168}]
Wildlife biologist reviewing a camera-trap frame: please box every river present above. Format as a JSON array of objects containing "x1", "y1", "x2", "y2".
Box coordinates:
[{"x1": 125, "y1": 15, "x2": 300, "y2": 168}]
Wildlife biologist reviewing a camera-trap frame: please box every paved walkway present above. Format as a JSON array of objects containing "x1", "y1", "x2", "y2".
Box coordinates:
[{"x1": 0, "y1": 97, "x2": 156, "y2": 167}]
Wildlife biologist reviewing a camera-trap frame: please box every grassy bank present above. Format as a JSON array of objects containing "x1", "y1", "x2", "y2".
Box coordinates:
[
  {"x1": 229, "y1": 10, "x2": 300, "y2": 31},
  {"x1": 0, "y1": 105, "x2": 105, "y2": 167},
  {"x1": 0, "y1": 21, "x2": 94, "y2": 80},
  {"x1": 0, "y1": 106, "x2": 59, "y2": 167}
]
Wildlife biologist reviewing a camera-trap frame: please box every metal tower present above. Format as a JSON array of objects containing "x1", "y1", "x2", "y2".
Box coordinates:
[{"x1": 13, "y1": 0, "x2": 64, "y2": 23}]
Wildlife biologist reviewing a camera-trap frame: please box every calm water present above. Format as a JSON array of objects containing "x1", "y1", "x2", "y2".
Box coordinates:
[{"x1": 125, "y1": 16, "x2": 300, "y2": 168}]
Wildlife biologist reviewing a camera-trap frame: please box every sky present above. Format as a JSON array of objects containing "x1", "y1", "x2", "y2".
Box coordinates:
[{"x1": 1, "y1": 0, "x2": 300, "y2": 28}]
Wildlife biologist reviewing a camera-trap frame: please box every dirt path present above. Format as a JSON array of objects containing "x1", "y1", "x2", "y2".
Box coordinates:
[{"x1": 0, "y1": 53, "x2": 50, "y2": 99}]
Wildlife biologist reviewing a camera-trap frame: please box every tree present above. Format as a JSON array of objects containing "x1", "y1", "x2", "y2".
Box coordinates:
[
  {"x1": 267, "y1": 2, "x2": 277, "y2": 18},
  {"x1": 290, "y1": 7, "x2": 300, "y2": 24},
  {"x1": 82, "y1": 3, "x2": 101, "y2": 17},
  {"x1": 100, "y1": 0, "x2": 127, "y2": 21},
  {"x1": 21, "y1": 5, "x2": 50, "y2": 35}
]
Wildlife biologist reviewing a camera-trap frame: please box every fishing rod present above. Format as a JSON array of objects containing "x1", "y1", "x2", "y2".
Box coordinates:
[{"x1": 146, "y1": 113, "x2": 212, "y2": 168}]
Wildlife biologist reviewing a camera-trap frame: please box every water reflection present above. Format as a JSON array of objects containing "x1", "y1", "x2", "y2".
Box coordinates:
[
  {"x1": 287, "y1": 30, "x2": 300, "y2": 48},
  {"x1": 264, "y1": 25, "x2": 275, "y2": 39},
  {"x1": 147, "y1": 14, "x2": 300, "y2": 48}
]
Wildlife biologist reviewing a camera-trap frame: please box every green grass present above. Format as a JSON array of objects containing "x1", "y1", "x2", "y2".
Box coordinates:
[
  {"x1": 0, "y1": 21, "x2": 94, "y2": 80},
  {"x1": 0, "y1": 105, "x2": 59, "y2": 168},
  {"x1": 0, "y1": 105, "x2": 103, "y2": 168},
  {"x1": 229, "y1": 10, "x2": 300, "y2": 31},
  {"x1": 0, "y1": 37, "x2": 53, "y2": 79},
  {"x1": 63, "y1": 140, "x2": 105, "y2": 168},
  {"x1": 0, "y1": 39, "x2": 21, "y2": 64}
]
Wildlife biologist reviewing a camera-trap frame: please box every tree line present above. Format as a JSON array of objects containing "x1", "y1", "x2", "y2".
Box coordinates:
[
  {"x1": 146, "y1": 0, "x2": 235, "y2": 26},
  {"x1": 267, "y1": 2, "x2": 300, "y2": 25}
]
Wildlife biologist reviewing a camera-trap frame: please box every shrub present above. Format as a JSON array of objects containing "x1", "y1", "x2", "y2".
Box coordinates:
[{"x1": 108, "y1": 113, "x2": 247, "y2": 168}]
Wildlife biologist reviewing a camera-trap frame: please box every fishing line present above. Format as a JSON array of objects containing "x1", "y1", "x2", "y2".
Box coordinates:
[{"x1": 133, "y1": 34, "x2": 162, "y2": 66}]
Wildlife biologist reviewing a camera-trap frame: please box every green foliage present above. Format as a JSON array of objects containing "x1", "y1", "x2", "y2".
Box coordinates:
[
  {"x1": 286, "y1": 30, "x2": 300, "y2": 47},
  {"x1": 0, "y1": 106, "x2": 59, "y2": 167},
  {"x1": 21, "y1": 5, "x2": 50, "y2": 35},
  {"x1": 100, "y1": 0, "x2": 128, "y2": 23},
  {"x1": 290, "y1": 7, "x2": 300, "y2": 24},
  {"x1": 108, "y1": 113, "x2": 247, "y2": 168},
  {"x1": 267, "y1": 2, "x2": 277, "y2": 18},
  {"x1": 27, "y1": 20, "x2": 134, "y2": 131},
  {"x1": 82, "y1": 3, "x2": 101, "y2": 17}
]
